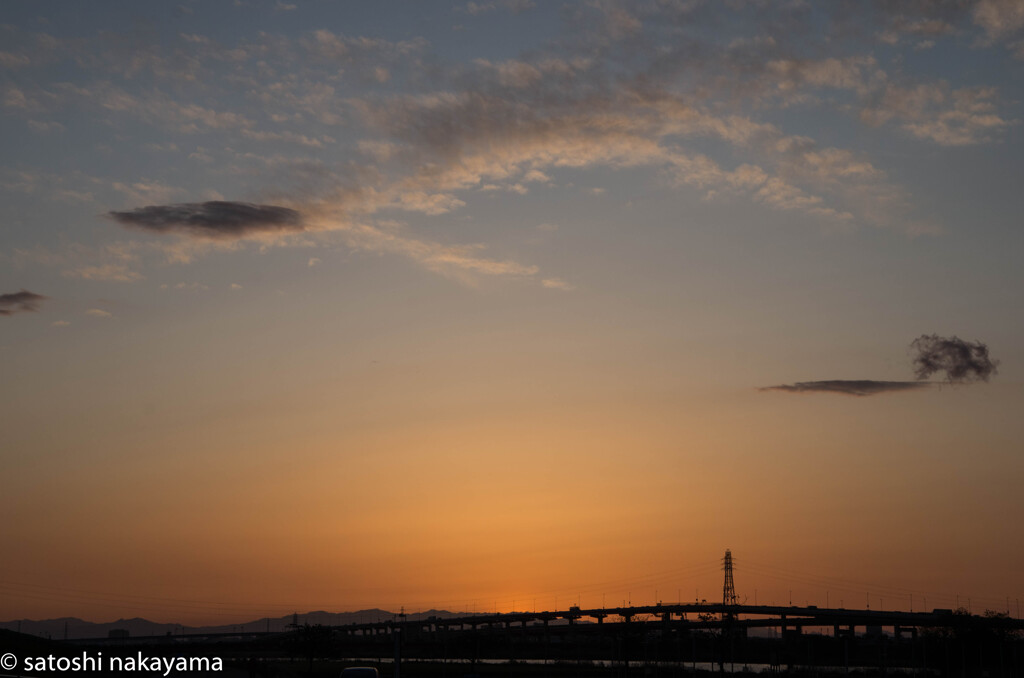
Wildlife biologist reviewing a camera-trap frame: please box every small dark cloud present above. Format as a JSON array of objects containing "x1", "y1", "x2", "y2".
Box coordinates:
[
  {"x1": 759, "y1": 380, "x2": 931, "y2": 397},
  {"x1": 0, "y1": 289, "x2": 47, "y2": 316},
  {"x1": 911, "y1": 334, "x2": 999, "y2": 383},
  {"x1": 762, "y1": 334, "x2": 1000, "y2": 397},
  {"x1": 108, "y1": 201, "x2": 303, "y2": 239}
]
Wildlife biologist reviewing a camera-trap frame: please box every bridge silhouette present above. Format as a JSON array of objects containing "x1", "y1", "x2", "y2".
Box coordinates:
[
  {"x1": 64, "y1": 552, "x2": 1023, "y2": 675},
  {"x1": 329, "y1": 602, "x2": 1023, "y2": 639},
  {"x1": 71, "y1": 601, "x2": 1023, "y2": 676}
]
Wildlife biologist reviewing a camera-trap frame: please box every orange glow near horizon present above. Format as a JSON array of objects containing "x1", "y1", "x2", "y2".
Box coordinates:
[{"x1": 5, "y1": 382, "x2": 1021, "y2": 625}]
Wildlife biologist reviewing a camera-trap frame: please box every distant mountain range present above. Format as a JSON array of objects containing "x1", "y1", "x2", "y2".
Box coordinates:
[{"x1": 0, "y1": 609, "x2": 465, "y2": 640}]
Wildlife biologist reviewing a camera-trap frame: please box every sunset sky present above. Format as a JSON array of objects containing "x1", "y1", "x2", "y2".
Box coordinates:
[{"x1": 2, "y1": 1, "x2": 1023, "y2": 626}]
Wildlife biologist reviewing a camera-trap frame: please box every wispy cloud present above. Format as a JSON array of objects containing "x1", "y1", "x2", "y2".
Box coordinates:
[
  {"x1": 973, "y1": 0, "x2": 1024, "y2": 42},
  {"x1": 0, "y1": 50, "x2": 32, "y2": 69},
  {"x1": 861, "y1": 84, "x2": 1013, "y2": 146},
  {"x1": 112, "y1": 180, "x2": 187, "y2": 206},
  {"x1": 463, "y1": 0, "x2": 536, "y2": 16},
  {"x1": 159, "y1": 282, "x2": 209, "y2": 292},
  {"x1": 319, "y1": 218, "x2": 541, "y2": 285},
  {"x1": 5, "y1": 240, "x2": 147, "y2": 284},
  {"x1": 65, "y1": 263, "x2": 144, "y2": 283},
  {"x1": 345, "y1": 53, "x2": 923, "y2": 232},
  {"x1": 541, "y1": 277, "x2": 574, "y2": 291}
]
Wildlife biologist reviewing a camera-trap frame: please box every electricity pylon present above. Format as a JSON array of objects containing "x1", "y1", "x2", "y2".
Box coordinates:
[{"x1": 723, "y1": 549, "x2": 738, "y2": 607}]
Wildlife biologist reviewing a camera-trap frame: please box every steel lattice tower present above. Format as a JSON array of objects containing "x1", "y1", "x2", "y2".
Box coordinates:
[{"x1": 722, "y1": 549, "x2": 738, "y2": 607}]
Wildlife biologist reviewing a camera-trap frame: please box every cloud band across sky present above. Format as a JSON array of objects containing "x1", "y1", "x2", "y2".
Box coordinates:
[{"x1": 7, "y1": 1, "x2": 1022, "y2": 291}]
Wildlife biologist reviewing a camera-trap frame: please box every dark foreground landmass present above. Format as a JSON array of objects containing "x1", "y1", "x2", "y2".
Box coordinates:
[
  {"x1": 4, "y1": 612, "x2": 1022, "y2": 678},
  {"x1": 0, "y1": 610, "x2": 462, "y2": 640}
]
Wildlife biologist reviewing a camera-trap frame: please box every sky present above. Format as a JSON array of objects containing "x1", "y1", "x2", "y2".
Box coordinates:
[{"x1": 2, "y1": 0, "x2": 1023, "y2": 626}]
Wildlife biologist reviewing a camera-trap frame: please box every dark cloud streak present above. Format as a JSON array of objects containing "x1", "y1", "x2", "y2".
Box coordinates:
[
  {"x1": 762, "y1": 334, "x2": 1000, "y2": 397},
  {"x1": 108, "y1": 201, "x2": 304, "y2": 239},
  {"x1": 759, "y1": 380, "x2": 931, "y2": 397},
  {"x1": 0, "y1": 289, "x2": 48, "y2": 316}
]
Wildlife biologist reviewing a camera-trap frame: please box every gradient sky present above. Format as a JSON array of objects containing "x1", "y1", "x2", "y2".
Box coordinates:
[{"x1": 2, "y1": 0, "x2": 1023, "y2": 626}]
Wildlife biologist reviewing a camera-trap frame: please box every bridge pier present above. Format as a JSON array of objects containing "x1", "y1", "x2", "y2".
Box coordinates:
[
  {"x1": 893, "y1": 624, "x2": 917, "y2": 640},
  {"x1": 834, "y1": 624, "x2": 856, "y2": 638}
]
